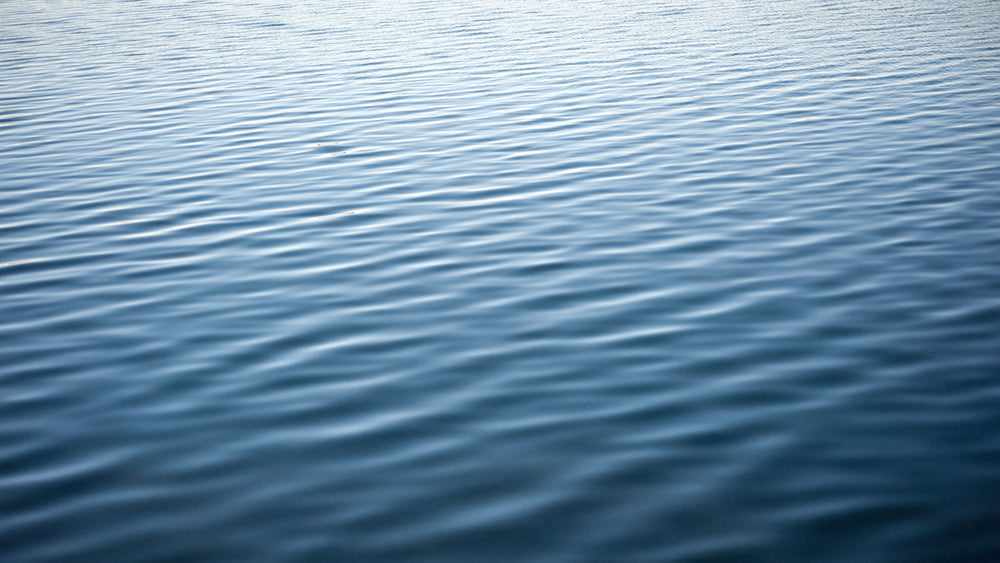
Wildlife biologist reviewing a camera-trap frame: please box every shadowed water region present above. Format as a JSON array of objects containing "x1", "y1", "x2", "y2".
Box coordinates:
[{"x1": 2, "y1": 0, "x2": 1000, "y2": 561}]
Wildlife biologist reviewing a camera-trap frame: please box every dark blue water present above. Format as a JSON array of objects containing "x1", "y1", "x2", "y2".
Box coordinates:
[{"x1": 3, "y1": 0, "x2": 1000, "y2": 561}]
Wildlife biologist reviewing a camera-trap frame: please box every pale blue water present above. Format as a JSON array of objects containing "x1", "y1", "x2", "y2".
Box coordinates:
[{"x1": 2, "y1": 0, "x2": 1000, "y2": 561}]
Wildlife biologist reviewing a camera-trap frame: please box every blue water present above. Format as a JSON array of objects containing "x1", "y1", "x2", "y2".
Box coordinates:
[{"x1": 3, "y1": 0, "x2": 1000, "y2": 561}]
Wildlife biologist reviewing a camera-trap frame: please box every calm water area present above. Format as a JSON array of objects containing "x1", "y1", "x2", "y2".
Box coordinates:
[{"x1": 2, "y1": 0, "x2": 1000, "y2": 561}]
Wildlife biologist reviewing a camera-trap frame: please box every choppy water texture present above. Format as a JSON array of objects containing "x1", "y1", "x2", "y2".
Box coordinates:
[{"x1": 3, "y1": 0, "x2": 1000, "y2": 561}]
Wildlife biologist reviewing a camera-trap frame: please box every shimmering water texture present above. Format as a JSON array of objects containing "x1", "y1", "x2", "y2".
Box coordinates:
[{"x1": 3, "y1": 1, "x2": 1000, "y2": 561}]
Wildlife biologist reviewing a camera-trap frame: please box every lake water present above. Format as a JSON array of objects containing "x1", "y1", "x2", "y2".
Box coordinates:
[{"x1": 3, "y1": 0, "x2": 1000, "y2": 561}]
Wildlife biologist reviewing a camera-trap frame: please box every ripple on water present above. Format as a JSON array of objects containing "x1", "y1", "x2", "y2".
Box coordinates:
[{"x1": 2, "y1": 0, "x2": 1000, "y2": 561}]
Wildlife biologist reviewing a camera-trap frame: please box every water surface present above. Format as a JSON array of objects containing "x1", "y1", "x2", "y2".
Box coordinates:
[{"x1": 2, "y1": 0, "x2": 1000, "y2": 561}]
